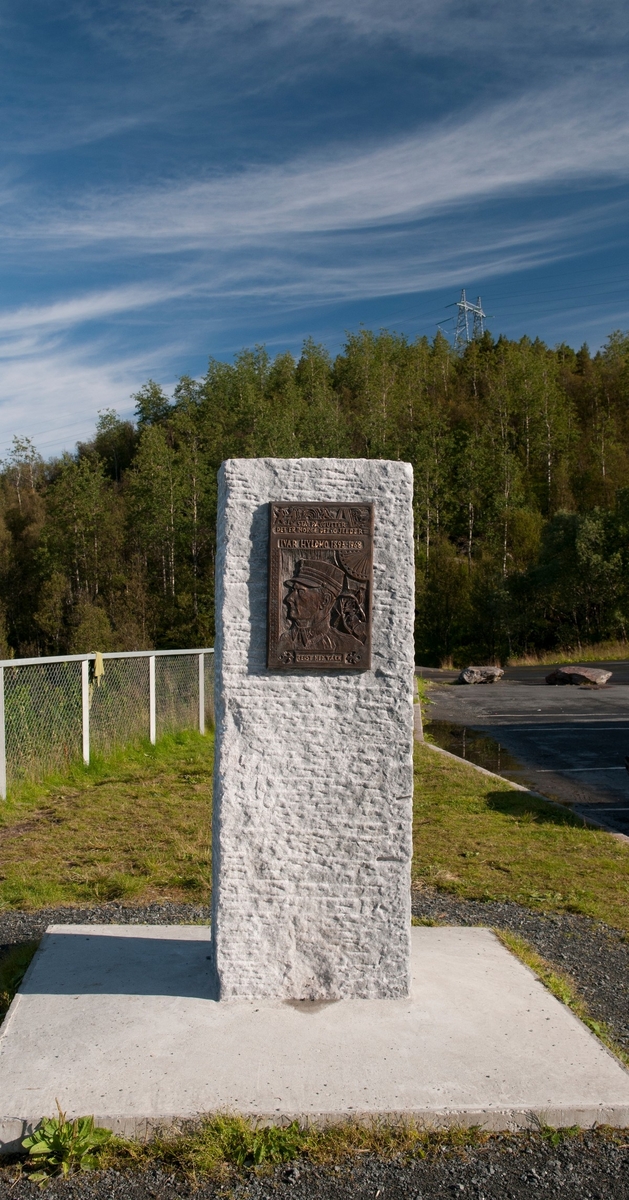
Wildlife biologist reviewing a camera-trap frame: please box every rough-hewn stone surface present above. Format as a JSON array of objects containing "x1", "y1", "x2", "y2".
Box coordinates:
[{"x1": 211, "y1": 459, "x2": 414, "y2": 1001}]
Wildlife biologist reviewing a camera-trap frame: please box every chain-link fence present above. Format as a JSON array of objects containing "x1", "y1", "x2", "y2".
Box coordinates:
[
  {"x1": 0, "y1": 648, "x2": 214, "y2": 797},
  {"x1": 156, "y1": 655, "x2": 200, "y2": 740}
]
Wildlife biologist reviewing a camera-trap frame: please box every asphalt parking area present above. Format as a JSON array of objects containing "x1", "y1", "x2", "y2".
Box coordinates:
[{"x1": 420, "y1": 663, "x2": 629, "y2": 837}]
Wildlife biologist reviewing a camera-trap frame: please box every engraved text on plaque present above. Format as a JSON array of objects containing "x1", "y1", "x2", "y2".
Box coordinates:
[{"x1": 267, "y1": 501, "x2": 374, "y2": 670}]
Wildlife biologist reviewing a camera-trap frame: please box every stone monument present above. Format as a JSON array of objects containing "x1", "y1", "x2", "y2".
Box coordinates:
[
  {"x1": 211, "y1": 458, "x2": 415, "y2": 1000},
  {"x1": 3, "y1": 457, "x2": 629, "y2": 1136}
]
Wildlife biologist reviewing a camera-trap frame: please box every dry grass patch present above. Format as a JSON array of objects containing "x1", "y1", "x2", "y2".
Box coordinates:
[
  {"x1": 413, "y1": 741, "x2": 629, "y2": 932},
  {"x1": 0, "y1": 731, "x2": 213, "y2": 910},
  {"x1": 507, "y1": 640, "x2": 628, "y2": 666}
]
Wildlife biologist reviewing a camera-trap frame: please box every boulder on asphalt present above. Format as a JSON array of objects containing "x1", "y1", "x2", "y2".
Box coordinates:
[
  {"x1": 545, "y1": 665, "x2": 612, "y2": 686},
  {"x1": 457, "y1": 665, "x2": 504, "y2": 684}
]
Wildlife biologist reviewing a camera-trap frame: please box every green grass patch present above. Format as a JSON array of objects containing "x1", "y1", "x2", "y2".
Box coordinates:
[
  {"x1": 99, "y1": 1115, "x2": 488, "y2": 1179},
  {"x1": 495, "y1": 929, "x2": 629, "y2": 1067},
  {"x1": 0, "y1": 723, "x2": 626, "y2": 937},
  {"x1": 76, "y1": 1118, "x2": 629, "y2": 1181},
  {"x1": 413, "y1": 741, "x2": 629, "y2": 932},
  {"x1": 0, "y1": 731, "x2": 213, "y2": 911}
]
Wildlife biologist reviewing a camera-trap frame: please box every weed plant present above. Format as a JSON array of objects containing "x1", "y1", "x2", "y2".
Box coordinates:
[
  {"x1": 91, "y1": 1118, "x2": 628, "y2": 1182},
  {"x1": 3, "y1": 1114, "x2": 622, "y2": 1185},
  {"x1": 101, "y1": 1116, "x2": 488, "y2": 1179},
  {"x1": 21, "y1": 1107, "x2": 112, "y2": 1183}
]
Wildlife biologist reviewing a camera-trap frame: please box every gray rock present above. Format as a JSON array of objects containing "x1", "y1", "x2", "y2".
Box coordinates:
[
  {"x1": 545, "y1": 666, "x2": 612, "y2": 686},
  {"x1": 457, "y1": 665, "x2": 504, "y2": 684}
]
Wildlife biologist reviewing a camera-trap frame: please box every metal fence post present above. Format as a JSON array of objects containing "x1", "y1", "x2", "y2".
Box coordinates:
[
  {"x1": 81, "y1": 659, "x2": 90, "y2": 765},
  {"x1": 0, "y1": 666, "x2": 6, "y2": 800},
  {"x1": 149, "y1": 655, "x2": 156, "y2": 744},
  {"x1": 198, "y1": 652, "x2": 205, "y2": 736}
]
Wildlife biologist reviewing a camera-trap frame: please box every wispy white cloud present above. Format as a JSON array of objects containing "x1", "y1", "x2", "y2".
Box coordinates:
[
  {"x1": 224, "y1": 0, "x2": 629, "y2": 63},
  {"x1": 0, "y1": 283, "x2": 190, "y2": 335},
  {"x1": 11, "y1": 0, "x2": 625, "y2": 166},
  {"x1": 0, "y1": 286, "x2": 193, "y2": 454},
  {"x1": 0, "y1": 188, "x2": 618, "y2": 457},
  {"x1": 0, "y1": 325, "x2": 184, "y2": 456},
  {"x1": 25, "y1": 80, "x2": 628, "y2": 252},
  {"x1": 0, "y1": 2, "x2": 627, "y2": 456},
  {"x1": 0, "y1": 349, "x2": 140, "y2": 455},
  {"x1": 69, "y1": 0, "x2": 629, "y2": 62},
  {"x1": 191, "y1": 199, "x2": 625, "y2": 305},
  {"x1": 6, "y1": 113, "x2": 148, "y2": 158}
]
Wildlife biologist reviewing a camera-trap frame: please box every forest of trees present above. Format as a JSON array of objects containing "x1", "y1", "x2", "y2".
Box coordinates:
[{"x1": 1, "y1": 327, "x2": 629, "y2": 666}]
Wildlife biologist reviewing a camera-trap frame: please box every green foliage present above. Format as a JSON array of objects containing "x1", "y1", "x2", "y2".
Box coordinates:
[
  {"x1": 104, "y1": 1114, "x2": 488, "y2": 1178},
  {"x1": 2, "y1": 326, "x2": 629, "y2": 659},
  {"x1": 185, "y1": 1115, "x2": 307, "y2": 1171},
  {"x1": 0, "y1": 941, "x2": 38, "y2": 1019},
  {"x1": 22, "y1": 1107, "x2": 112, "y2": 1182},
  {"x1": 100, "y1": 1116, "x2": 627, "y2": 1182},
  {"x1": 536, "y1": 1124, "x2": 582, "y2": 1147},
  {"x1": 77, "y1": 410, "x2": 138, "y2": 481},
  {"x1": 132, "y1": 380, "x2": 172, "y2": 428}
]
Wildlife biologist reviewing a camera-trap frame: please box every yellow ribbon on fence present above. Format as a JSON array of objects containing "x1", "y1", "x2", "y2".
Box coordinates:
[
  {"x1": 91, "y1": 651, "x2": 105, "y2": 687},
  {"x1": 88, "y1": 651, "x2": 105, "y2": 709}
]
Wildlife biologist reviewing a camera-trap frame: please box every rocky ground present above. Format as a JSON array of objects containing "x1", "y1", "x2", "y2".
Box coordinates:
[
  {"x1": 0, "y1": 895, "x2": 627, "y2": 1199},
  {"x1": 0, "y1": 1132, "x2": 628, "y2": 1200}
]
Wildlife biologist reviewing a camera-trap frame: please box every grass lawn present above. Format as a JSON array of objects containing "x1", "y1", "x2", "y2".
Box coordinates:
[
  {"x1": 0, "y1": 732, "x2": 213, "y2": 910},
  {"x1": 0, "y1": 729, "x2": 626, "y2": 931},
  {"x1": 413, "y1": 741, "x2": 629, "y2": 932}
]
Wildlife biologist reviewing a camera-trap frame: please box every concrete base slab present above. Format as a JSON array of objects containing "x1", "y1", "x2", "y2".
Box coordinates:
[{"x1": 1, "y1": 926, "x2": 628, "y2": 1150}]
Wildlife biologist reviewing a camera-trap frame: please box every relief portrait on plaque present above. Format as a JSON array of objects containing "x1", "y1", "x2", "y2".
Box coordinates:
[{"x1": 267, "y1": 502, "x2": 374, "y2": 670}]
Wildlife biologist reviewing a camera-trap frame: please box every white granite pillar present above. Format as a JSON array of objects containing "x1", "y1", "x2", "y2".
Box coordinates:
[{"x1": 211, "y1": 458, "x2": 414, "y2": 1000}]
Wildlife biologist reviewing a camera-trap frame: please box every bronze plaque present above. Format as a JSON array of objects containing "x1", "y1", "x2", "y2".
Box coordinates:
[{"x1": 267, "y1": 501, "x2": 374, "y2": 671}]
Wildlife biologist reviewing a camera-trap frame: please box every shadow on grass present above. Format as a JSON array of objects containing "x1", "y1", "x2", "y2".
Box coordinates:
[{"x1": 485, "y1": 790, "x2": 585, "y2": 828}]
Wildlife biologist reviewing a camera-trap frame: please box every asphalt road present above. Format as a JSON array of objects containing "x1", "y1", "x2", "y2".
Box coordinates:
[{"x1": 419, "y1": 662, "x2": 629, "y2": 837}]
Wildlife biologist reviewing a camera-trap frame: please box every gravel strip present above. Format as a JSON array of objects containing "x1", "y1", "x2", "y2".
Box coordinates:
[
  {"x1": 411, "y1": 888, "x2": 629, "y2": 1054},
  {"x1": 0, "y1": 902, "x2": 209, "y2": 957},
  {"x1": 0, "y1": 1132, "x2": 628, "y2": 1200}
]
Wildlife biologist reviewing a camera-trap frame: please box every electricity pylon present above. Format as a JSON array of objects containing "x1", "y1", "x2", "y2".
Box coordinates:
[{"x1": 449, "y1": 290, "x2": 487, "y2": 348}]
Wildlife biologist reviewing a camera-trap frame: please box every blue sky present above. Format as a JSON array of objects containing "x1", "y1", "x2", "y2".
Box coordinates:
[{"x1": 1, "y1": 1, "x2": 629, "y2": 454}]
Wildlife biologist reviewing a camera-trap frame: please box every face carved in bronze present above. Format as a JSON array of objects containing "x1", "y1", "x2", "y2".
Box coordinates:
[
  {"x1": 267, "y1": 502, "x2": 373, "y2": 670},
  {"x1": 283, "y1": 560, "x2": 344, "y2": 649}
]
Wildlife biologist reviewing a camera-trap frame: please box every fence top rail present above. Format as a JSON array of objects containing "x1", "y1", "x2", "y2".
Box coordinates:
[{"x1": 0, "y1": 648, "x2": 214, "y2": 670}]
